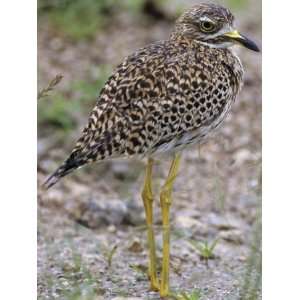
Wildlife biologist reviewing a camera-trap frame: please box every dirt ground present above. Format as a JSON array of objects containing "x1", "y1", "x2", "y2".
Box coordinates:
[{"x1": 37, "y1": 1, "x2": 261, "y2": 299}]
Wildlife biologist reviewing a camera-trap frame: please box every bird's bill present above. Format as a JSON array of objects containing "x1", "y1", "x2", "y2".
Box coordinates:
[{"x1": 223, "y1": 30, "x2": 260, "y2": 52}]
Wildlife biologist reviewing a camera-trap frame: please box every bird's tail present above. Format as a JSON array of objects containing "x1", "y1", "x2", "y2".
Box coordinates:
[{"x1": 43, "y1": 156, "x2": 84, "y2": 190}]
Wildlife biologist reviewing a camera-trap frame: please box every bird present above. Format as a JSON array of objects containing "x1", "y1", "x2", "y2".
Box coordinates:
[{"x1": 44, "y1": 3, "x2": 259, "y2": 297}]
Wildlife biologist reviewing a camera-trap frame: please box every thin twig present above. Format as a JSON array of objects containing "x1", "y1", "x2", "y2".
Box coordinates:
[{"x1": 38, "y1": 74, "x2": 63, "y2": 100}]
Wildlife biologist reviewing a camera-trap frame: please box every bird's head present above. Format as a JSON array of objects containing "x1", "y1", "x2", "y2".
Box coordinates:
[{"x1": 173, "y1": 3, "x2": 259, "y2": 52}]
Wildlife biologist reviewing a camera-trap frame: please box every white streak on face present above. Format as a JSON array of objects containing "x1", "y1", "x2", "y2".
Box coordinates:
[
  {"x1": 199, "y1": 16, "x2": 214, "y2": 23},
  {"x1": 198, "y1": 40, "x2": 234, "y2": 49}
]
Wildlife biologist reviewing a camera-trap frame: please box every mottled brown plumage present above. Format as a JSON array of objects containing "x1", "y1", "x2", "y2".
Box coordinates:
[
  {"x1": 44, "y1": 3, "x2": 258, "y2": 189},
  {"x1": 44, "y1": 3, "x2": 259, "y2": 296}
]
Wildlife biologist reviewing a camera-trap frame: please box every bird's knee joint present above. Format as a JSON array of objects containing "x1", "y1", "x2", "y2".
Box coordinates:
[
  {"x1": 142, "y1": 189, "x2": 154, "y2": 203},
  {"x1": 160, "y1": 189, "x2": 172, "y2": 206}
]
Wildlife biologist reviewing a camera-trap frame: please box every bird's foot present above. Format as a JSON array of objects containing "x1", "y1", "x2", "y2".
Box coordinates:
[
  {"x1": 149, "y1": 280, "x2": 160, "y2": 292},
  {"x1": 159, "y1": 288, "x2": 170, "y2": 298}
]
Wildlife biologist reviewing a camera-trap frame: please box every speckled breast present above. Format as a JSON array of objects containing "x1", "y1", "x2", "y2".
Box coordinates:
[{"x1": 150, "y1": 45, "x2": 244, "y2": 155}]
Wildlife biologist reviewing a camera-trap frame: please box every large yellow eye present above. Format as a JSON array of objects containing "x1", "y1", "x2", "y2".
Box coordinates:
[{"x1": 200, "y1": 21, "x2": 215, "y2": 32}]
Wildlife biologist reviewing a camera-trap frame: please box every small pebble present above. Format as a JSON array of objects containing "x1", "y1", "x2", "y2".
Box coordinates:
[{"x1": 128, "y1": 238, "x2": 144, "y2": 253}]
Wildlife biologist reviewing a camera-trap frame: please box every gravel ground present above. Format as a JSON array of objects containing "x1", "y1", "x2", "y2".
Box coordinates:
[{"x1": 38, "y1": 1, "x2": 261, "y2": 299}]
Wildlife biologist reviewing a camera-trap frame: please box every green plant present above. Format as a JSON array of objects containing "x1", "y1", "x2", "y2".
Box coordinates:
[
  {"x1": 189, "y1": 238, "x2": 219, "y2": 266},
  {"x1": 172, "y1": 289, "x2": 202, "y2": 300},
  {"x1": 102, "y1": 244, "x2": 118, "y2": 268}
]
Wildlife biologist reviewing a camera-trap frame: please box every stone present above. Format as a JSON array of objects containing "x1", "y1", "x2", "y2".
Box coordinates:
[
  {"x1": 128, "y1": 238, "x2": 144, "y2": 253},
  {"x1": 219, "y1": 230, "x2": 244, "y2": 244},
  {"x1": 76, "y1": 198, "x2": 128, "y2": 228}
]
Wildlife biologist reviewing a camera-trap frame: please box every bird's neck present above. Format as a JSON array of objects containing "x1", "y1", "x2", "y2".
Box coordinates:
[{"x1": 169, "y1": 34, "x2": 193, "y2": 49}]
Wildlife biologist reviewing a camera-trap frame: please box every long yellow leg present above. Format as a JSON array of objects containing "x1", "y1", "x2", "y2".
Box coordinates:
[
  {"x1": 142, "y1": 158, "x2": 159, "y2": 291},
  {"x1": 159, "y1": 153, "x2": 181, "y2": 297}
]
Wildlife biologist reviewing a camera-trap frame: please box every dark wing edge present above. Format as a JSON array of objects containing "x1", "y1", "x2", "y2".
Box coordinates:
[{"x1": 43, "y1": 155, "x2": 82, "y2": 190}]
